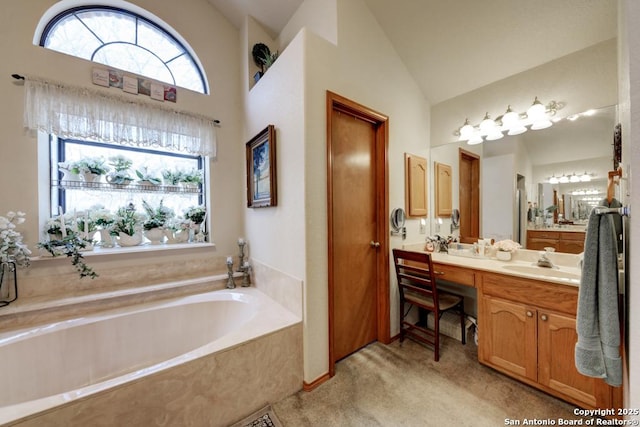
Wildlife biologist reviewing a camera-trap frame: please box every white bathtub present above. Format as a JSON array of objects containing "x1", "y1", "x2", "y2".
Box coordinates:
[{"x1": 0, "y1": 287, "x2": 301, "y2": 426}]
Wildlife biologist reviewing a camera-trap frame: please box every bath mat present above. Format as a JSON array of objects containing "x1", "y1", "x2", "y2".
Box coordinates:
[{"x1": 229, "y1": 405, "x2": 283, "y2": 427}]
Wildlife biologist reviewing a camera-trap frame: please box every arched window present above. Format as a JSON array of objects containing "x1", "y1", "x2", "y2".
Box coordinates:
[{"x1": 38, "y1": 5, "x2": 208, "y2": 94}]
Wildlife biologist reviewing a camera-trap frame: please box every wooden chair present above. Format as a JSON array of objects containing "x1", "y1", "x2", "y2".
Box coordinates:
[{"x1": 392, "y1": 249, "x2": 466, "y2": 361}]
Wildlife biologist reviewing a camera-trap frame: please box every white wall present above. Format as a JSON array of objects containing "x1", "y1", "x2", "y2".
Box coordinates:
[
  {"x1": 0, "y1": 0, "x2": 245, "y2": 280},
  {"x1": 243, "y1": 0, "x2": 431, "y2": 383}
]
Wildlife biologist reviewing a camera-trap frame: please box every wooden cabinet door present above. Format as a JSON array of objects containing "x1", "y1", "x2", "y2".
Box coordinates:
[
  {"x1": 538, "y1": 311, "x2": 609, "y2": 408},
  {"x1": 557, "y1": 240, "x2": 584, "y2": 254},
  {"x1": 480, "y1": 295, "x2": 537, "y2": 381}
]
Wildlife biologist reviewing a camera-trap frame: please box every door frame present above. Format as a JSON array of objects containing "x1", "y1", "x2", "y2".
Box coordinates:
[
  {"x1": 326, "y1": 91, "x2": 390, "y2": 376},
  {"x1": 459, "y1": 148, "x2": 480, "y2": 239}
]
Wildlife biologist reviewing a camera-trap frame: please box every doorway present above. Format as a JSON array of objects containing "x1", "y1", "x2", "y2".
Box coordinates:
[
  {"x1": 458, "y1": 149, "x2": 480, "y2": 240},
  {"x1": 326, "y1": 91, "x2": 390, "y2": 376}
]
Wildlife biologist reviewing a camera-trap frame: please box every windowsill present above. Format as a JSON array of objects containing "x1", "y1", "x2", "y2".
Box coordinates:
[{"x1": 30, "y1": 242, "x2": 216, "y2": 262}]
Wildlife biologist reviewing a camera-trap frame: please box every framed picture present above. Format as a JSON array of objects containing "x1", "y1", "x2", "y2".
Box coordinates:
[{"x1": 246, "y1": 125, "x2": 277, "y2": 207}]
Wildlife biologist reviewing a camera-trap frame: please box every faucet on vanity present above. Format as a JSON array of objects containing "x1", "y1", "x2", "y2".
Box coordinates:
[{"x1": 536, "y1": 249, "x2": 556, "y2": 269}]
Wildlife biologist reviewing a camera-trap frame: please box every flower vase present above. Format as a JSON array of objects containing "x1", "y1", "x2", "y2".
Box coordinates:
[
  {"x1": 144, "y1": 227, "x2": 165, "y2": 245},
  {"x1": 496, "y1": 250, "x2": 512, "y2": 261},
  {"x1": 0, "y1": 261, "x2": 18, "y2": 306},
  {"x1": 118, "y1": 232, "x2": 142, "y2": 247},
  {"x1": 189, "y1": 223, "x2": 201, "y2": 242},
  {"x1": 60, "y1": 169, "x2": 80, "y2": 183},
  {"x1": 82, "y1": 172, "x2": 101, "y2": 183},
  {"x1": 164, "y1": 229, "x2": 177, "y2": 244},
  {"x1": 98, "y1": 229, "x2": 114, "y2": 247},
  {"x1": 174, "y1": 229, "x2": 190, "y2": 243}
]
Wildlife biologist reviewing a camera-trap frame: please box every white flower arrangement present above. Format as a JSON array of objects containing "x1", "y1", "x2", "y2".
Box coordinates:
[
  {"x1": 0, "y1": 211, "x2": 31, "y2": 267},
  {"x1": 493, "y1": 239, "x2": 522, "y2": 252},
  {"x1": 91, "y1": 207, "x2": 116, "y2": 228}
]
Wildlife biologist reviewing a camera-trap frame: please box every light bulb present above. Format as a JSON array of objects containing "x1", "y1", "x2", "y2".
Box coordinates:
[
  {"x1": 531, "y1": 119, "x2": 552, "y2": 130},
  {"x1": 570, "y1": 174, "x2": 580, "y2": 183},
  {"x1": 580, "y1": 172, "x2": 591, "y2": 182},
  {"x1": 559, "y1": 175, "x2": 569, "y2": 183},
  {"x1": 479, "y1": 112, "x2": 496, "y2": 134},
  {"x1": 467, "y1": 133, "x2": 483, "y2": 145},
  {"x1": 459, "y1": 118, "x2": 474, "y2": 141},
  {"x1": 501, "y1": 105, "x2": 520, "y2": 129},
  {"x1": 486, "y1": 130, "x2": 504, "y2": 141},
  {"x1": 527, "y1": 97, "x2": 546, "y2": 122},
  {"x1": 549, "y1": 175, "x2": 559, "y2": 184}
]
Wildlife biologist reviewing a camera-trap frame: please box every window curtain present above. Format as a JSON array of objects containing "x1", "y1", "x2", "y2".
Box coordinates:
[{"x1": 23, "y1": 77, "x2": 217, "y2": 157}]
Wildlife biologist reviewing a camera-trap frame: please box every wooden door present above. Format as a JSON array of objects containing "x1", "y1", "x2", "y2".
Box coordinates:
[
  {"x1": 538, "y1": 311, "x2": 607, "y2": 408},
  {"x1": 479, "y1": 295, "x2": 537, "y2": 381},
  {"x1": 327, "y1": 92, "x2": 389, "y2": 370},
  {"x1": 459, "y1": 149, "x2": 480, "y2": 239}
]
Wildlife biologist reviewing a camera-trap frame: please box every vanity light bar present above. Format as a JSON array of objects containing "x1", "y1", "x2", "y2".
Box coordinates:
[{"x1": 455, "y1": 98, "x2": 563, "y2": 144}]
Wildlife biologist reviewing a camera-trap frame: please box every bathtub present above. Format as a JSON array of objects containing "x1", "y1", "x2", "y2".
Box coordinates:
[{"x1": 0, "y1": 287, "x2": 302, "y2": 426}]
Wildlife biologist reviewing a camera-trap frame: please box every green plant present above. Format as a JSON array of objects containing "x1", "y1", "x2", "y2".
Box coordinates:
[
  {"x1": 78, "y1": 157, "x2": 108, "y2": 175},
  {"x1": 108, "y1": 155, "x2": 133, "y2": 172},
  {"x1": 142, "y1": 199, "x2": 174, "y2": 230},
  {"x1": 58, "y1": 161, "x2": 81, "y2": 175},
  {"x1": 162, "y1": 169, "x2": 183, "y2": 185},
  {"x1": 180, "y1": 169, "x2": 203, "y2": 184},
  {"x1": 113, "y1": 206, "x2": 143, "y2": 236},
  {"x1": 37, "y1": 234, "x2": 98, "y2": 279},
  {"x1": 136, "y1": 167, "x2": 162, "y2": 185},
  {"x1": 185, "y1": 205, "x2": 206, "y2": 224},
  {"x1": 252, "y1": 43, "x2": 271, "y2": 72}
]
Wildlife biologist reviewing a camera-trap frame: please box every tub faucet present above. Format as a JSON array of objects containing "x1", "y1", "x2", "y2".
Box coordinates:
[{"x1": 536, "y1": 251, "x2": 555, "y2": 269}]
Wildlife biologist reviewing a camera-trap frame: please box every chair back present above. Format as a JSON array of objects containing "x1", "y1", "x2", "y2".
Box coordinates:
[{"x1": 392, "y1": 249, "x2": 440, "y2": 310}]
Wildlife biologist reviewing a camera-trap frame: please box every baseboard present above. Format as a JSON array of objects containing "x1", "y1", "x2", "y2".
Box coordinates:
[{"x1": 303, "y1": 372, "x2": 331, "y2": 391}]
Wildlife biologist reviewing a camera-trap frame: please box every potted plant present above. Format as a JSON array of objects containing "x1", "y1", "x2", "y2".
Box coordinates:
[
  {"x1": 141, "y1": 199, "x2": 174, "y2": 244},
  {"x1": 184, "y1": 205, "x2": 206, "y2": 225},
  {"x1": 78, "y1": 157, "x2": 109, "y2": 183},
  {"x1": 112, "y1": 205, "x2": 144, "y2": 246},
  {"x1": 179, "y1": 168, "x2": 203, "y2": 189},
  {"x1": 161, "y1": 169, "x2": 183, "y2": 189},
  {"x1": 136, "y1": 167, "x2": 162, "y2": 187},
  {"x1": 57, "y1": 160, "x2": 82, "y2": 183},
  {"x1": 0, "y1": 210, "x2": 31, "y2": 268},
  {"x1": 106, "y1": 155, "x2": 134, "y2": 187},
  {"x1": 252, "y1": 43, "x2": 279, "y2": 82},
  {"x1": 38, "y1": 233, "x2": 98, "y2": 279},
  {"x1": 90, "y1": 206, "x2": 116, "y2": 247},
  {"x1": 493, "y1": 239, "x2": 522, "y2": 261}
]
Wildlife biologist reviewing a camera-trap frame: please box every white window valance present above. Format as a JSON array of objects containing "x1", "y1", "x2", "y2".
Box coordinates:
[{"x1": 23, "y1": 77, "x2": 217, "y2": 157}]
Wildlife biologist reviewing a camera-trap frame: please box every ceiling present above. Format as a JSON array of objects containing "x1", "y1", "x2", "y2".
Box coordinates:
[{"x1": 206, "y1": 0, "x2": 617, "y2": 105}]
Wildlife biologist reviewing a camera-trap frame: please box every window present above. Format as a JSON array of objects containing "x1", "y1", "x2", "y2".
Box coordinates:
[{"x1": 39, "y1": 5, "x2": 207, "y2": 94}]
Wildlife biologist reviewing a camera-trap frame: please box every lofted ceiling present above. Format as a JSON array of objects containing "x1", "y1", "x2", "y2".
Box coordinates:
[{"x1": 206, "y1": 0, "x2": 617, "y2": 105}]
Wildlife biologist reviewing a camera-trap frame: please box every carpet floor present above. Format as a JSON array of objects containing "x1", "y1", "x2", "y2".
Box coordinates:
[{"x1": 273, "y1": 337, "x2": 587, "y2": 426}]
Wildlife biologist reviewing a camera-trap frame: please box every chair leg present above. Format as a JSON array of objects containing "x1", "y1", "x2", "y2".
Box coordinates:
[
  {"x1": 433, "y1": 312, "x2": 440, "y2": 362},
  {"x1": 460, "y1": 307, "x2": 467, "y2": 345}
]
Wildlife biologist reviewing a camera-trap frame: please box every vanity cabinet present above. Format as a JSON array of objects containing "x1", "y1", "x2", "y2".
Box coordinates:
[
  {"x1": 526, "y1": 230, "x2": 585, "y2": 253},
  {"x1": 478, "y1": 272, "x2": 615, "y2": 410}
]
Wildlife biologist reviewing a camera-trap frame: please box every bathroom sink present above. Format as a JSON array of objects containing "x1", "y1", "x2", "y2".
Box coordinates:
[{"x1": 501, "y1": 264, "x2": 581, "y2": 281}]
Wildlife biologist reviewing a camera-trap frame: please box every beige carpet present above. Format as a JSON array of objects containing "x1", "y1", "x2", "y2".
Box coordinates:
[{"x1": 273, "y1": 337, "x2": 587, "y2": 426}]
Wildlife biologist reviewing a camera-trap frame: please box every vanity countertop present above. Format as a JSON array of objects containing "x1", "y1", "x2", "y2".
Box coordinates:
[
  {"x1": 527, "y1": 226, "x2": 586, "y2": 233},
  {"x1": 402, "y1": 243, "x2": 582, "y2": 287}
]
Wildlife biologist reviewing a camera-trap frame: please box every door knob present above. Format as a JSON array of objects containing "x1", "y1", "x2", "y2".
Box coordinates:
[
  {"x1": 369, "y1": 241, "x2": 381, "y2": 248},
  {"x1": 540, "y1": 314, "x2": 548, "y2": 321},
  {"x1": 526, "y1": 311, "x2": 533, "y2": 318}
]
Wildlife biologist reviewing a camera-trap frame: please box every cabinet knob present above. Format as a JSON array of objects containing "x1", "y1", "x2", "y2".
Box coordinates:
[
  {"x1": 540, "y1": 314, "x2": 548, "y2": 321},
  {"x1": 369, "y1": 241, "x2": 380, "y2": 248},
  {"x1": 526, "y1": 311, "x2": 533, "y2": 317}
]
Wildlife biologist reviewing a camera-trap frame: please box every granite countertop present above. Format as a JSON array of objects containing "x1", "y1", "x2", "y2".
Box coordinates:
[
  {"x1": 402, "y1": 243, "x2": 582, "y2": 287},
  {"x1": 527, "y1": 225, "x2": 586, "y2": 233}
]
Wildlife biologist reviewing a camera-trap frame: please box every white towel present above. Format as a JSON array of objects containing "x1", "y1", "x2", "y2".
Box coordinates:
[{"x1": 575, "y1": 208, "x2": 622, "y2": 387}]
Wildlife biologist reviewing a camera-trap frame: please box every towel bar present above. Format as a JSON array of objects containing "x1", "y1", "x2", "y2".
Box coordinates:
[{"x1": 594, "y1": 206, "x2": 630, "y2": 217}]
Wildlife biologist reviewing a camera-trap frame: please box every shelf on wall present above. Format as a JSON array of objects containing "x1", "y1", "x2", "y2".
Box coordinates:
[{"x1": 53, "y1": 180, "x2": 201, "y2": 195}]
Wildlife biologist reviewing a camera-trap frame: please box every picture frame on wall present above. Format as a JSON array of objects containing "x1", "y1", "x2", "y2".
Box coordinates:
[{"x1": 246, "y1": 124, "x2": 277, "y2": 208}]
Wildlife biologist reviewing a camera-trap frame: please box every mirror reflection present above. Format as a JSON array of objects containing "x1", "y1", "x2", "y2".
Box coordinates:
[{"x1": 430, "y1": 104, "x2": 617, "y2": 253}]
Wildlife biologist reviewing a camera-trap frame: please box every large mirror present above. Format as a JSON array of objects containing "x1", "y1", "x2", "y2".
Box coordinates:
[{"x1": 430, "y1": 104, "x2": 616, "y2": 251}]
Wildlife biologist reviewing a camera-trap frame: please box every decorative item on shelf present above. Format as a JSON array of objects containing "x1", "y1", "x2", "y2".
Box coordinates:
[
  {"x1": 184, "y1": 205, "x2": 206, "y2": 242},
  {"x1": 142, "y1": 199, "x2": 174, "y2": 245},
  {"x1": 492, "y1": 239, "x2": 522, "y2": 261},
  {"x1": 241, "y1": 261, "x2": 251, "y2": 287},
  {"x1": 105, "y1": 155, "x2": 134, "y2": 187},
  {"x1": 252, "y1": 43, "x2": 279, "y2": 83},
  {"x1": 78, "y1": 157, "x2": 109, "y2": 183},
  {"x1": 225, "y1": 256, "x2": 236, "y2": 289},
  {"x1": 112, "y1": 204, "x2": 144, "y2": 247},
  {"x1": 0, "y1": 211, "x2": 31, "y2": 306},
  {"x1": 237, "y1": 237, "x2": 246, "y2": 272},
  {"x1": 161, "y1": 169, "x2": 183, "y2": 190},
  {"x1": 91, "y1": 206, "x2": 116, "y2": 247},
  {"x1": 179, "y1": 168, "x2": 203, "y2": 190},
  {"x1": 135, "y1": 167, "x2": 162, "y2": 187},
  {"x1": 57, "y1": 161, "x2": 81, "y2": 183}
]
